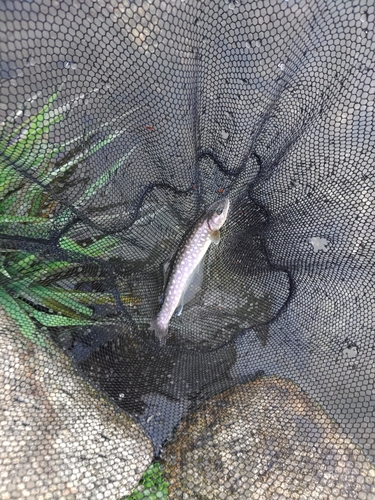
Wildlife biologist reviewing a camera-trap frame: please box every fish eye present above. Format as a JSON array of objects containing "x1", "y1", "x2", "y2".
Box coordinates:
[{"x1": 215, "y1": 207, "x2": 223, "y2": 215}]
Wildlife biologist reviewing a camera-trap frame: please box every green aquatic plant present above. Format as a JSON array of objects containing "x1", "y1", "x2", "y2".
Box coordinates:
[
  {"x1": 0, "y1": 93, "x2": 138, "y2": 346},
  {"x1": 124, "y1": 462, "x2": 169, "y2": 500}
]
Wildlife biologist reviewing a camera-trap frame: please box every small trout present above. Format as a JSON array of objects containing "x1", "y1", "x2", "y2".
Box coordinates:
[{"x1": 149, "y1": 198, "x2": 230, "y2": 343}]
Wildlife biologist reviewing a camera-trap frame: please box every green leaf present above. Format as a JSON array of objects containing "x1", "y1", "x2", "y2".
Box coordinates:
[
  {"x1": 0, "y1": 215, "x2": 52, "y2": 223},
  {"x1": 0, "y1": 218, "x2": 53, "y2": 239},
  {"x1": 25, "y1": 307, "x2": 96, "y2": 327},
  {"x1": 0, "y1": 165, "x2": 23, "y2": 198},
  {"x1": 27, "y1": 187, "x2": 45, "y2": 217},
  {"x1": 0, "y1": 285, "x2": 46, "y2": 347},
  {"x1": 75, "y1": 146, "x2": 137, "y2": 206},
  {"x1": 3, "y1": 113, "x2": 63, "y2": 167},
  {"x1": 28, "y1": 285, "x2": 94, "y2": 317},
  {"x1": 82, "y1": 235, "x2": 120, "y2": 257},
  {"x1": 58, "y1": 234, "x2": 121, "y2": 259},
  {"x1": 42, "y1": 134, "x2": 123, "y2": 186},
  {"x1": 54, "y1": 146, "x2": 137, "y2": 231},
  {"x1": 7, "y1": 259, "x2": 74, "y2": 286},
  {"x1": 0, "y1": 93, "x2": 58, "y2": 148},
  {"x1": 49, "y1": 289, "x2": 141, "y2": 307},
  {"x1": 54, "y1": 105, "x2": 140, "y2": 152},
  {"x1": 58, "y1": 236, "x2": 98, "y2": 257},
  {"x1": 0, "y1": 190, "x2": 22, "y2": 215},
  {"x1": 8, "y1": 253, "x2": 38, "y2": 274}
]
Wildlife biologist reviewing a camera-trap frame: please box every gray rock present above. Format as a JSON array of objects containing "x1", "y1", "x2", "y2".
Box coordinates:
[
  {"x1": 162, "y1": 377, "x2": 375, "y2": 500},
  {"x1": 0, "y1": 307, "x2": 153, "y2": 500}
]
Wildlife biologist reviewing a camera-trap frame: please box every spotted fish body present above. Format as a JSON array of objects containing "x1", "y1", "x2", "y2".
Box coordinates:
[{"x1": 150, "y1": 198, "x2": 230, "y2": 343}]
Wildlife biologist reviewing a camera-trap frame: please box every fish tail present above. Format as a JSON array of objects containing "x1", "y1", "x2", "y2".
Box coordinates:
[{"x1": 149, "y1": 318, "x2": 168, "y2": 344}]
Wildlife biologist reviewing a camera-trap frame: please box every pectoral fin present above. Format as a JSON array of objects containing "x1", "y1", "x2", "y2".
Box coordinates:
[{"x1": 209, "y1": 230, "x2": 221, "y2": 245}]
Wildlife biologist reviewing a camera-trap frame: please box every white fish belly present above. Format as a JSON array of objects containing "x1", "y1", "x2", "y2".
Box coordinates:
[{"x1": 157, "y1": 221, "x2": 211, "y2": 329}]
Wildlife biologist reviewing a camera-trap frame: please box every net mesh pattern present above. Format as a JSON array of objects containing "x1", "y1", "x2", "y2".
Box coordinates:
[{"x1": 1, "y1": 0, "x2": 375, "y2": 498}]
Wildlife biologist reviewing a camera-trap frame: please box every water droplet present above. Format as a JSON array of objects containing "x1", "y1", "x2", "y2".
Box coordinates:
[{"x1": 221, "y1": 130, "x2": 229, "y2": 140}]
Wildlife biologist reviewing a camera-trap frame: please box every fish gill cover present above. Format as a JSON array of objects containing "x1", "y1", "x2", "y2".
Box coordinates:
[{"x1": 0, "y1": 0, "x2": 375, "y2": 498}]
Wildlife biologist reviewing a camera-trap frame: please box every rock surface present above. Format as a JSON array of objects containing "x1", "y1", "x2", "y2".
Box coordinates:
[
  {"x1": 0, "y1": 308, "x2": 153, "y2": 500},
  {"x1": 163, "y1": 377, "x2": 375, "y2": 499}
]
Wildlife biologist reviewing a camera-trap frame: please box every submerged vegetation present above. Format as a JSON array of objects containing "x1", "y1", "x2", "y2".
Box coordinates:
[
  {"x1": 0, "y1": 92, "x2": 165, "y2": 497},
  {"x1": 124, "y1": 462, "x2": 169, "y2": 500},
  {"x1": 0, "y1": 92, "x2": 137, "y2": 345}
]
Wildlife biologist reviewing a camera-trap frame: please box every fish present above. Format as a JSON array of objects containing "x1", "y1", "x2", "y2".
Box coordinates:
[{"x1": 149, "y1": 198, "x2": 230, "y2": 343}]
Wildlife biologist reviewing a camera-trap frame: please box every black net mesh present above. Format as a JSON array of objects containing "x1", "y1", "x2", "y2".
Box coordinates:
[{"x1": 1, "y1": 0, "x2": 375, "y2": 498}]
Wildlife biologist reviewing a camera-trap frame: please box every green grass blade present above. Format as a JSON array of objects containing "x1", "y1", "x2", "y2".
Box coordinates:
[
  {"x1": 21, "y1": 302, "x2": 96, "y2": 327},
  {"x1": 3, "y1": 112, "x2": 63, "y2": 166},
  {"x1": 0, "y1": 215, "x2": 52, "y2": 223},
  {"x1": 12, "y1": 287, "x2": 90, "y2": 320},
  {"x1": 42, "y1": 134, "x2": 120, "y2": 185},
  {"x1": 28, "y1": 285, "x2": 93, "y2": 317},
  {"x1": 59, "y1": 235, "x2": 122, "y2": 259},
  {"x1": 59, "y1": 236, "x2": 97, "y2": 257},
  {"x1": 80, "y1": 235, "x2": 120, "y2": 258},
  {"x1": 0, "y1": 165, "x2": 23, "y2": 198},
  {"x1": 53, "y1": 289, "x2": 141, "y2": 307},
  {"x1": 53, "y1": 147, "x2": 136, "y2": 227},
  {"x1": 0, "y1": 93, "x2": 58, "y2": 148},
  {"x1": 0, "y1": 218, "x2": 53, "y2": 239},
  {"x1": 8, "y1": 260, "x2": 74, "y2": 286},
  {"x1": 55, "y1": 105, "x2": 140, "y2": 151},
  {"x1": 8, "y1": 253, "x2": 37, "y2": 275},
  {"x1": 0, "y1": 190, "x2": 23, "y2": 215},
  {"x1": 27, "y1": 187, "x2": 45, "y2": 217},
  {"x1": 0, "y1": 285, "x2": 46, "y2": 347},
  {"x1": 75, "y1": 147, "x2": 137, "y2": 206}
]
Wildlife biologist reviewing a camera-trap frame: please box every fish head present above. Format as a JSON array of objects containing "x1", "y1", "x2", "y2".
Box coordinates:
[{"x1": 206, "y1": 198, "x2": 230, "y2": 231}]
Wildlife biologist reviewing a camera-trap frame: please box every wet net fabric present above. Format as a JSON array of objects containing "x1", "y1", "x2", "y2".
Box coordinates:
[{"x1": 1, "y1": 0, "x2": 375, "y2": 498}]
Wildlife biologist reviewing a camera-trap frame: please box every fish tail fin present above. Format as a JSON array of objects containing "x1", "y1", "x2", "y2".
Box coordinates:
[{"x1": 149, "y1": 318, "x2": 168, "y2": 345}]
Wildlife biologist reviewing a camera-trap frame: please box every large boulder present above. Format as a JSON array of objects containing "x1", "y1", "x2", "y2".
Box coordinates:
[
  {"x1": 0, "y1": 308, "x2": 153, "y2": 500},
  {"x1": 163, "y1": 377, "x2": 375, "y2": 499}
]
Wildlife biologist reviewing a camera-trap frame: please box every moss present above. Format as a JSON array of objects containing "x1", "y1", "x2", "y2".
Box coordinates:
[{"x1": 124, "y1": 462, "x2": 169, "y2": 500}]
